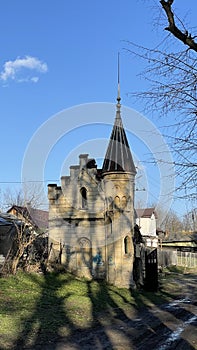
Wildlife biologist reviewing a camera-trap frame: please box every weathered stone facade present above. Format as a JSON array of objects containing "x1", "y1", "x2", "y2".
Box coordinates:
[{"x1": 48, "y1": 96, "x2": 136, "y2": 288}]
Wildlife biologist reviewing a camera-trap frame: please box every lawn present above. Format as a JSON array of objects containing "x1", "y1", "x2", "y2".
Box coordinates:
[{"x1": 0, "y1": 268, "x2": 195, "y2": 349}]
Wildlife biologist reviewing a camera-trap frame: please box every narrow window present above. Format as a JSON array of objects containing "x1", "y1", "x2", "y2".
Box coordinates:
[
  {"x1": 124, "y1": 235, "x2": 130, "y2": 254},
  {"x1": 80, "y1": 187, "x2": 87, "y2": 208},
  {"x1": 114, "y1": 196, "x2": 120, "y2": 209},
  {"x1": 107, "y1": 216, "x2": 112, "y2": 235}
]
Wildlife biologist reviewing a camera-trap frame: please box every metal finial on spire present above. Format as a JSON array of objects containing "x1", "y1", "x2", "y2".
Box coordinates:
[
  {"x1": 102, "y1": 52, "x2": 136, "y2": 174},
  {"x1": 117, "y1": 52, "x2": 121, "y2": 104}
]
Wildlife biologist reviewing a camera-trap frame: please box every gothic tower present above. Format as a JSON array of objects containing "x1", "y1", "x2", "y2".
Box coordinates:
[
  {"x1": 102, "y1": 82, "x2": 136, "y2": 288},
  {"x1": 48, "y1": 74, "x2": 136, "y2": 288}
]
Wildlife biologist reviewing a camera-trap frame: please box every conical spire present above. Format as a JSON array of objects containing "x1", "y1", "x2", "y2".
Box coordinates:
[{"x1": 102, "y1": 56, "x2": 136, "y2": 174}]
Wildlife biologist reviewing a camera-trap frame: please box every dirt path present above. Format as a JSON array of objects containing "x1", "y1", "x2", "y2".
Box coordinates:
[{"x1": 33, "y1": 273, "x2": 197, "y2": 350}]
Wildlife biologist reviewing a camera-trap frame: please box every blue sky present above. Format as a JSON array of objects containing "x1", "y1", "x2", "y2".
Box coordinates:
[{"x1": 0, "y1": 0, "x2": 196, "y2": 215}]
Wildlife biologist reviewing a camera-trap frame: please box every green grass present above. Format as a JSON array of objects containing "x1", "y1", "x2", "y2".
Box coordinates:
[
  {"x1": 0, "y1": 269, "x2": 192, "y2": 349},
  {"x1": 163, "y1": 265, "x2": 197, "y2": 274}
]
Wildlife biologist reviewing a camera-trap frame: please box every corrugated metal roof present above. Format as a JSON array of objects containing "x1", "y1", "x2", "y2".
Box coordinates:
[
  {"x1": 102, "y1": 103, "x2": 136, "y2": 174},
  {"x1": 0, "y1": 212, "x2": 21, "y2": 225}
]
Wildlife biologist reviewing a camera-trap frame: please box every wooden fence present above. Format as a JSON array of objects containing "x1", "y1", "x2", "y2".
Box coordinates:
[{"x1": 158, "y1": 249, "x2": 177, "y2": 267}]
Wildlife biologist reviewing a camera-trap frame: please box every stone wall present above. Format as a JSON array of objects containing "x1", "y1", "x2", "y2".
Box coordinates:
[{"x1": 48, "y1": 155, "x2": 135, "y2": 288}]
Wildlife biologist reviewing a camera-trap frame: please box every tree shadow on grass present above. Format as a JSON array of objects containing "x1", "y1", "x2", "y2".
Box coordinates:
[
  {"x1": 0, "y1": 272, "x2": 196, "y2": 350},
  {"x1": 4, "y1": 273, "x2": 115, "y2": 349},
  {"x1": 9, "y1": 272, "x2": 77, "y2": 349}
]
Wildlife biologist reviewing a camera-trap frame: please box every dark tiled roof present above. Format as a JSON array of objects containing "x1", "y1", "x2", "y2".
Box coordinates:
[
  {"x1": 7, "y1": 205, "x2": 48, "y2": 230},
  {"x1": 163, "y1": 232, "x2": 197, "y2": 243},
  {"x1": 102, "y1": 108, "x2": 136, "y2": 174},
  {"x1": 28, "y1": 207, "x2": 48, "y2": 230},
  {"x1": 135, "y1": 208, "x2": 157, "y2": 219}
]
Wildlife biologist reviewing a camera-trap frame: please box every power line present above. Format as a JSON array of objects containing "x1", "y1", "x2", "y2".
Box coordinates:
[{"x1": 0, "y1": 180, "x2": 59, "y2": 184}]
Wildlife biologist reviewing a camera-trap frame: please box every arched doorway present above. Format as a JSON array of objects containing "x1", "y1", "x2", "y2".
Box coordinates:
[{"x1": 77, "y1": 237, "x2": 92, "y2": 277}]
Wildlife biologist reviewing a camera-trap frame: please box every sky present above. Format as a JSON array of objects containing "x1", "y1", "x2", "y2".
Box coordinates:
[{"x1": 0, "y1": 0, "x2": 196, "y2": 216}]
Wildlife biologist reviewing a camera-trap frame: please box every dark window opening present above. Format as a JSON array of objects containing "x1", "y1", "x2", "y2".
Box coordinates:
[
  {"x1": 124, "y1": 235, "x2": 130, "y2": 254},
  {"x1": 80, "y1": 187, "x2": 87, "y2": 209}
]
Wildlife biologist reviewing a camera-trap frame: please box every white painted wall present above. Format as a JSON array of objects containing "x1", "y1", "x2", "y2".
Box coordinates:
[{"x1": 136, "y1": 213, "x2": 157, "y2": 236}]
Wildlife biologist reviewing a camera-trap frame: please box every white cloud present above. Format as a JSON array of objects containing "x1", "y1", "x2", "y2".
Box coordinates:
[
  {"x1": 0, "y1": 56, "x2": 48, "y2": 83},
  {"x1": 31, "y1": 76, "x2": 39, "y2": 83}
]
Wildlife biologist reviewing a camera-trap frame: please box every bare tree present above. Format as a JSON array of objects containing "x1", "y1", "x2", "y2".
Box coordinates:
[
  {"x1": 2, "y1": 221, "x2": 34, "y2": 275},
  {"x1": 182, "y1": 208, "x2": 197, "y2": 232},
  {"x1": 150, "y1": 202, "x2": 184, "y2": 233},
  {"x1": 1, "y1": 215, "x2": 47, "y2": 275},
  {"x1": 1, "y1": 185, "x2": 48, "y2": 275},
  {"x1": 3, "y1": 188, "x2": 24, "y2": 209},
  {"x1": 163, "y1": 209, "x2": 184, "y2": 234},
  {"x1": 126, "y1": 0, "x2": 197, "y2": 200},
  {"x1": 2, "y1": 183, "x2": 47, "y2": 211},
  {"x1": 160, "y1": 0, "x2": 197, "y2": 52}
]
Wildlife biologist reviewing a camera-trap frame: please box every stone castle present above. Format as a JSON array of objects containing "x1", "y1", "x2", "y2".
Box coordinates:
[{"x1": 48, "y1": 90, "x2": 137, "y2": 288}]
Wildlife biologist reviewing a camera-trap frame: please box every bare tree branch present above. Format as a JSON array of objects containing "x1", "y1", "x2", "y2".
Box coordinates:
[
  {"x1": 125, "y1": 36, "x2": 197, "y2": 199},
  {"x1": 160, "y1": 0, "x2": 197, "y2": 52}
]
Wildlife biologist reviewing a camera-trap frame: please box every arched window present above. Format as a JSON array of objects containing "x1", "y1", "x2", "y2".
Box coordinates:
[
  {"x1": 124, "y1": 235, "x2": 130, "y2": 254},
  {"x1": 77, "y1": 237, "x2": 91, "y2": 268},
  {"x1": 80, "y1": 187, "x2": 87, "y2": 209},
  {"x1": 114, "y1": 196, "x2": 120, "y2": 209}
]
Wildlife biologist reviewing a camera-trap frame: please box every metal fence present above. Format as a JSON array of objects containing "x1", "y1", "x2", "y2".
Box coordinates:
[
  {"x1": 158, "y1": 249, "x2": 197, "y2": 268},
  {"x1": 177, "y1": 251, "x2": 197, "y2": 268}
]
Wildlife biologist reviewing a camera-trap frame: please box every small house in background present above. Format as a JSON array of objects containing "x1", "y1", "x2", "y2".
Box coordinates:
[
  {"x1": 7, "y1": 205, "x2": 48, "y2": 232},
  {"x1": 0, "y1": 206, "x2": 49, "y2": 271},
  {"x1": 0, "y1": 213, "x2": 21, "y2": 265},
  {"x1": 135, "y1": 208, "x2": 158, "y2": 247},
  {"x1": 160, "y1": 232, "x2": 197, "y2": 252}
]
